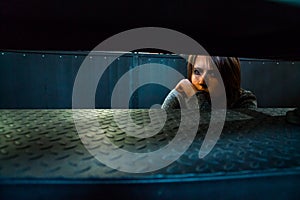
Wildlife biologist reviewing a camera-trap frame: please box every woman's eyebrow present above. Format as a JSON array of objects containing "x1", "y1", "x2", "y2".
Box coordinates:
[
  {"x1": 194, "y1": 67, "x2": 214, "y2": 72},
  {"x1": 194, "y1": 66, "x2": 205, "y2": 69},
  {"x1": 193, "y1": 67, "x2": 202, "y2": 70}
]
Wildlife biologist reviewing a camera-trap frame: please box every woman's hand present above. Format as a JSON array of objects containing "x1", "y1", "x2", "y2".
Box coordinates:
[{"x1": 175, "y1": 79, "x2": 198, "y2": 98}]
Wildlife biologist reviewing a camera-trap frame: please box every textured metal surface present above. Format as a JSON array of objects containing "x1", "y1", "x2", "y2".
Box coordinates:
[{"x1": 0, "y1": 108, "x2": 300, "y2": 182}]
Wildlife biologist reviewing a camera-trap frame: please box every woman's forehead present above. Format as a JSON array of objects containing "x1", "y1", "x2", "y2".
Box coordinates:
[{"x1": 194, "y1": 56, "x2": 214, "y2": 70}]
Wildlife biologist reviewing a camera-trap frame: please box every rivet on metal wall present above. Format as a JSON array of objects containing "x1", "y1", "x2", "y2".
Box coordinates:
[
  {"x1": 89, "y1": 56, "x2": 93, "y2": 59},
  {"x1": 148, "y1": 58, "x2": 151, "y2": 61},
  {"x1": 262, "y1": 62, "x2": 265, "y2": 65},
  {"x1": 248, "y1": 61, "x2": 251, "y2": 64},
  {"x1": 75, "y1": 56, "x2": 77, "y2": 59},
  {"x1": 276, "y1": 62, "x2": 279, "y2": 64},
  {"x1": 117, "y1": 58, "x2": 120, "y2": 60},
  {"x1": 23, "y1": 54, "x2": 26, "y2": 57},
  {"x1": 104, "y1": 56, "x2": 107, "y2": 59},
  {"x1": 1, "y1": 53, "x2": 4, "y2": 55},
  {"x1": 59, "y1": 56, "x2": 62, "y2": 58},
  {"x1": 292, "y1": 62, "x2": 294, "y2": 65},
  {"x1": 42, "y1": 55, "x2": 45, "y2": 58}
]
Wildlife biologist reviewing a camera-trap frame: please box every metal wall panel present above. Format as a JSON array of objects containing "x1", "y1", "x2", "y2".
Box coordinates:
[
  {"x1": 0, "y1": 51, "x2": 299, "y2": 108},
  {"x1": 240, "y1": 59, "x2": 300, "y2": 107}
]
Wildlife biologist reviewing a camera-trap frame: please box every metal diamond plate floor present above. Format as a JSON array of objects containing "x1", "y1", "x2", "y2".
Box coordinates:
[{"x1": 0, "y1": 108, "x2": 300, "y2": 199}]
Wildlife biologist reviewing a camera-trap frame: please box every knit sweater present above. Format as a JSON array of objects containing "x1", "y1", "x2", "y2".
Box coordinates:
[{"x1": 161, "y1": 88, "x2": 257, "y2": 111}]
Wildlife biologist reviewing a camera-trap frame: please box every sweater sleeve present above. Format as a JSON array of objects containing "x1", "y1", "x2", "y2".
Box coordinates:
[
  {"x1": 161, "y1": 89, "x2": 182, "y2": 110},
  {"x1": 233, "y1": 89, "x2": 258, "y2": 109},
  {"x1": 161, "y1": 89, "x2": 202, "y2": 110}
]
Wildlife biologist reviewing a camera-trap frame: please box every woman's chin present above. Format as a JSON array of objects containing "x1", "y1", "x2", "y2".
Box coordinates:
[{"x1": 197, "y1": 88, "x2": 209, "y2": 93}]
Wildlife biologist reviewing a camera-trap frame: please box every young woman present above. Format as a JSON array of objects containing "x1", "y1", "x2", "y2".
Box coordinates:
[{"x1": 161, "y1": 55, "x2": 257, "y2": 110}]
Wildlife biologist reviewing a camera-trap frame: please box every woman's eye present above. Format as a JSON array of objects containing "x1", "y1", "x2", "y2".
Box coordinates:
[{"x1": 194, "y1": 69, "x2": 200, "y2": 75}]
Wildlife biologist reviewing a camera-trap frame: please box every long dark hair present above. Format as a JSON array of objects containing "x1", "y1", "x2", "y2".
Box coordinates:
[{"x1": 187, "y1": 55, "x2": 241, "y2": 106}]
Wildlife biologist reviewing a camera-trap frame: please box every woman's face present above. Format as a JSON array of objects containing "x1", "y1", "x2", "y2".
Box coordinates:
[{"x1": 191, "y1": 56, "x2": 222, "y2": 96}]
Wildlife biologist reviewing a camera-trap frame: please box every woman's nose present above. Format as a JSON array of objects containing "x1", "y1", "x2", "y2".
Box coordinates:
[{"x1": 199, "y1": 73, "x2": 207, "y2": 84}]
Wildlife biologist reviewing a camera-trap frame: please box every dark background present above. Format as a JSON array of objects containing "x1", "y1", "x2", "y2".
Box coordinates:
[{"x1": 1, "y1": 0, "x2": 300, "y2": 60}]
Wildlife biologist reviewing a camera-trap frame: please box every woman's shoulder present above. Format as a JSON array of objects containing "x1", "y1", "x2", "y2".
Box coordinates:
[
  {"x1": 240, "y1": 88, "x2": 257, "y2": 99},
  {"x1": 232, "y1": 88, "x2": 258, "y2": 109}
]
